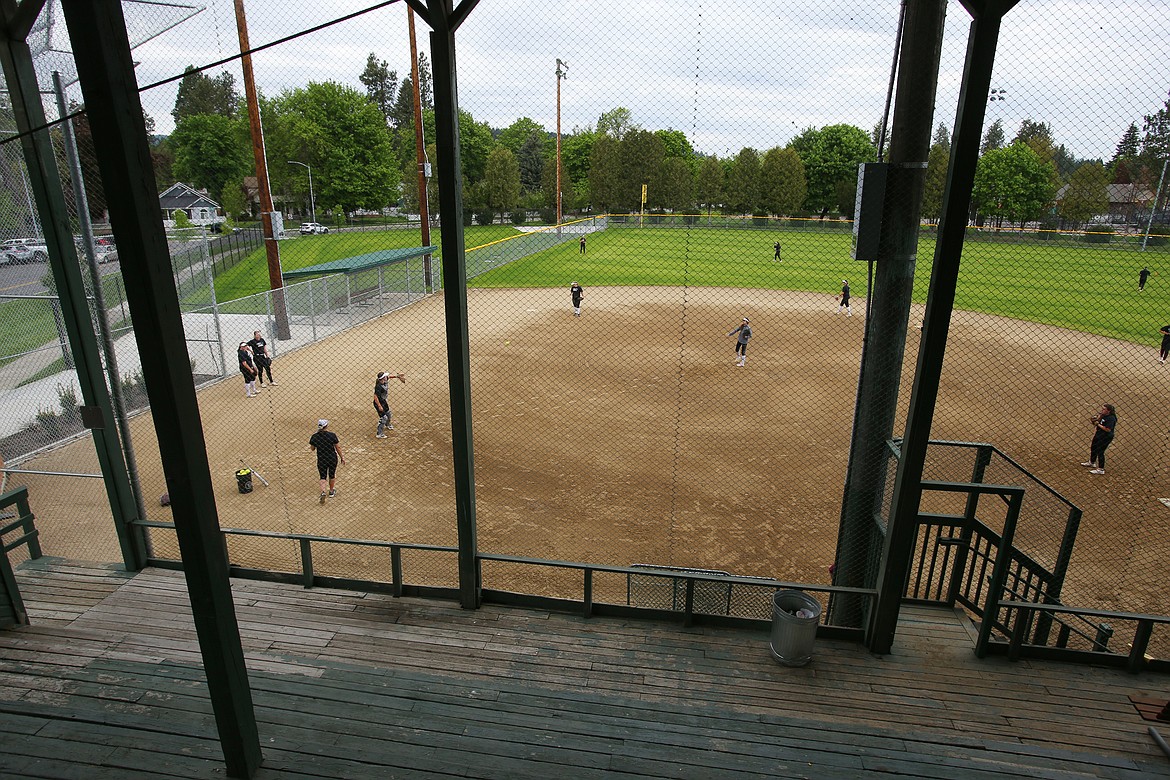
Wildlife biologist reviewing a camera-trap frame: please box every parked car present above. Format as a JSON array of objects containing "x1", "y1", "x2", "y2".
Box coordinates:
[
  {"x1": 94, "y1": 237, "x2": 118, "y2": 264},
  {"x1": 72, "y1": 235, "x2": 118, "y2": 264},
  {"x1": 299, "y1": 222, "x2": 329, "y2": 235},
  {"x1": 1, "y1": 237, "x2": 48, "y2": 264}
]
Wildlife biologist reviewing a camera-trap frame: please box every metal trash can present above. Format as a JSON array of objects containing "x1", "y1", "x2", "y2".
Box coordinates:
[
  {"x1": 769, "y1": 590, "x2": 821, "y2": 666},
  {"x1": 235, "y1": 468, "x2": 254, "y2": 494}
]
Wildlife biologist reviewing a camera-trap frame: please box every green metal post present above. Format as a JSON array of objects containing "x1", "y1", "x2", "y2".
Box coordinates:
[
  {"x1": 60, "y1": 1, "x2": 261, "y2": 776},
  {"x1": 0, "y1": 17, "x2": 146, "y2": 571},
  {"x1": 429, "y1": 0, "x2": 480, "y2": 609},
  {"x1": 833, "y1": 0, "x2": 947, "y2": 628},
  {"x1": 868, "y1": 0, "x2": 1020, "y2": 655}
]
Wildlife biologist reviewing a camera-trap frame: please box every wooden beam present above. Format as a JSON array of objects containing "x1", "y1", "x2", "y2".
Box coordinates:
[
  {"x1": 58, "y1": 1, "x2": 261, "y2": 777},
  {"x1": 428, "y1": 0, "x2": 479, "y2": 609}
]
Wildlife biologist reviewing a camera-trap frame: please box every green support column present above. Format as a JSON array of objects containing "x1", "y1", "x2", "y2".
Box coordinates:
[
  {"x1": 60, "y1": 1, "x2": 261, "y2": 776},
  {"x1": 868, "y1": 0, "x2": 1019, "y2": 655},
  {"x1": 428, "y1": 0, "x2": 480, "y2": 609},
  {"x1": 0, "y1": 13, "x2": 146, "y2": 570},
  {"x1": 833, "y1": 0, "x2": 947, "y2": 629}
]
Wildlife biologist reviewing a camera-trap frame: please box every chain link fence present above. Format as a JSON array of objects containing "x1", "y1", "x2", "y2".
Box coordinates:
[{"x1": 0, "y1": 0, "x2": 1168, "y2": 640}]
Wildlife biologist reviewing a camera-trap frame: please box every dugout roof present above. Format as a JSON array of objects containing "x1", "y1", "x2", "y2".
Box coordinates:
[{"x1": 280, "y1": 246, "x2": 437, "y2": 280}]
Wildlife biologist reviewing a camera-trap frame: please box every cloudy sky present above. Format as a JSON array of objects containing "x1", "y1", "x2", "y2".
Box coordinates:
[{"x1": 53, "y1": 0, "x2": 1170, "y2": 162}]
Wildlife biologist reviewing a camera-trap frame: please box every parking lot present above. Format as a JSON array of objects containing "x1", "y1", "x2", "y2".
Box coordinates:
[{"x1": 0, "y1": 254, "x2": 122, "y2": 296}]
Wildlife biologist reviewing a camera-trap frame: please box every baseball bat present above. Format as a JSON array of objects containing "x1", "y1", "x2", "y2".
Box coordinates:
[{"x1": 240, "y1": 459, "x2": 270, "y2": 487}]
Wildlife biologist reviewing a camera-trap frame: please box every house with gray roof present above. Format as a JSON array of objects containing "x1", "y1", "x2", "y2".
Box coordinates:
[
  {"x1": 159, "y1": 182, "x2": 221, "y2": 228},
  {"x1": 1054, "y1": 181, "x2": 1153, "y2": 224}
]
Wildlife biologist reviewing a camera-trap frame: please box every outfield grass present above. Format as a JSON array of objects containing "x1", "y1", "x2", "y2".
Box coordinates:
[
  {"x1": 212, "y1": 224, "x2": 523, "y2": 301},
  {"x1": 469, "y1": 224, "x2": 1170, "y2": 346},
  {"x1": 7, "y1": 223, "x2": 1164, "y2": 367}
]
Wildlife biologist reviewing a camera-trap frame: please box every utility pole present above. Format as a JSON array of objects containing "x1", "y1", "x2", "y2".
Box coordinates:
[
  {"x1": 409, "y1": 7, "x2": 433, "y2": 292},
  {"x1": 233, "y1": 0, "x2": 289, "y2": 340},
  {"x1": 556, "y1": 58, "x2": 567, "y2": 229}
]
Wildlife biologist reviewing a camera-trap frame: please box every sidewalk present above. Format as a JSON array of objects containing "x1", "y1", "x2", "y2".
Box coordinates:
[{"x1": 0, "y1": 301, "x2": 401, "y2": 441}]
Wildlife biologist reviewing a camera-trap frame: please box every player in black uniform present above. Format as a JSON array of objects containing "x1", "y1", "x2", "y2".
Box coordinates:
[
  {"x1": 570, "y1": 281, "x2": 584, "y2": 317},
  {"x1": 309, "y1": 419, "x2": 345, "y2": 502},
  {"x1": 247, "y1": 330, "x2": 276, "y2": 386},
  {"x1": 238, "y1": 342, "x2": 259, "y2": 397}
]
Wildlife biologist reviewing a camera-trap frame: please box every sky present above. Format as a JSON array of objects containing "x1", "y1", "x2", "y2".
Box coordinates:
[{"x1": 45, "y1": 0, "x2": 1170, "y2": 163}]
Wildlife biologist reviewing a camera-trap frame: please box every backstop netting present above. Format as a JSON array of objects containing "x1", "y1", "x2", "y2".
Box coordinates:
[{"x1": 0, "y1": 0, "x2": 1167, "y2": 629}]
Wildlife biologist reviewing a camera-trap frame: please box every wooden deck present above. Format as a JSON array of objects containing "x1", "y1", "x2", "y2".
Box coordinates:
[{"x1": 1, "y1": 557, "x2": 1168, "y2": 779}]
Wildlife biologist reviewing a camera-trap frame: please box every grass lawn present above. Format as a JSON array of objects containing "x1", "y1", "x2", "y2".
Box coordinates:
[
  {"x1": 470, "y1": 224, "x2": 1170, "y2": 346},
  {"x1": 212, "y1": 224, "x2": 524, "y2": 300},
  {"x1": 5, "y1": 223, "x2": 1166, "y2": 368}
]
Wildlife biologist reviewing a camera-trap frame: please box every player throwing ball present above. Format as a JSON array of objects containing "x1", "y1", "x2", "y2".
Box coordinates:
[
  {"x1": 373, "y1": 370, "x2": 406, "y2": 438},
  {"x1": 726, "y1": 316, "x2": 752, "y2": 367}
]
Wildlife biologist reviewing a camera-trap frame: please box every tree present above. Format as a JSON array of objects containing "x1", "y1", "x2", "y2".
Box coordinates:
[
  {"x1": 1057, "y1": 162, "x2": 1110, "y2": 225},
  {"x1": 556, "y1": 130, "x2": 594, "y2": 198},
  {"x1": 980, "y1": 119, "x2": 1005, "y2": 156},
  {"x1": 267, "y1": 81, "x2": 396, "y2": 212},
  {"x1": 656, "y1": 129, "x2": 695, "y2": 170},
  {"x1": 172, "y1": 66, "x2": 238, "y2": 123},
  {"x1": 971, "y1": 142, "x2": 1056, "y2": 226},
  {"x1": 541, "y1": 154, "x2": 569, "y2": 211},
  {"x1": 516, "y1": 131, "x2": 545, "y2": 193},
  {"x1": 617, "y1": 129, "x2": 664, "y2": 211},
  {"x1": 790, "y1": 124, "x2": 875, "y2": 215},
  {"x1": 389, "y1": 76, "x2": 416, "y2": 132},
  {"x1": 483, "y1": 147, "x2": 521, "y2": 222},
  {"x1": 170, "y1": 113, "x2": 250, "y2": 200},
  {"x1": 415, "y1": 52, "x2": 433, "y2": 111},
  {"x1": 695, "y1": 156, "x2": 723, "y2": 215},
  {"x1": 921, "y1": 141, "x2": 950, "y2": 221},
  {"x1": 1012, "y1": 119, "x2": 1056, "y2": 164},
  {"x1": 932, "y1": 122, "x2": 951, "y2": 153},
  {"x1": 588, "y1": 133, "x2": 621, "y2": 211},
  {"x1": 359, "y1": 54, "x2": 398, "y2": 122},
  {"x1": 723, "y1": 148, "x2": 761, "y2": 214},
  {"x1": 650, "y1": 157, "x2": 694, "y2": 212},
  {"x1": 497, "y1": 117, "x2": 546, "y2": 156},
  {"x1": 58, "y1": 105, "x2": 107, "y2": 220},
  {"x1": 560, "y1": 129, "x2": 595, "y2": 193},
  {"x1": 758, "y1": 147, "x2": 806, "y2": 216},
  {"x1": 596, "y1": 107, "x2": 635, "y2": 140},
  {"x1": 1109, "y1": 123, "x2": 1140, "y2": 172},
  {"x1": 456, "y1": 110, "x2": 494, "y2": 183},
  {"x1": 1140, "y1": 96, "x2": 1170, "y2": 210},
  {"x1": 220, "y1": 179, "x2": 247, "y2": 220}
]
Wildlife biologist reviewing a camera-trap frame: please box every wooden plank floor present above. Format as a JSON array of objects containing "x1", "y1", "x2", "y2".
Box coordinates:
[{"x1": 1, "y1": 557, "x2": 1168, "y2": 779}]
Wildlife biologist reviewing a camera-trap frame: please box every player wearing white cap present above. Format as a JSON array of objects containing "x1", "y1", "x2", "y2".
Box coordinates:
[{"x1": 309, "y1": 419, "x2": 344, "y2": 503}]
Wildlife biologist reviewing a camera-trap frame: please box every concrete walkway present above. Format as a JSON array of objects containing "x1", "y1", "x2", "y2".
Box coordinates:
[{"x1": 0, "y1": 298, "x2": 409, "y2": 441}]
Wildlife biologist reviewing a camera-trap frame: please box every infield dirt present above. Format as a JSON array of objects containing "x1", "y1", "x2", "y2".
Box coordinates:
[{"x1": 14, "y1": 286, "x2": 1168, "y2": 613}]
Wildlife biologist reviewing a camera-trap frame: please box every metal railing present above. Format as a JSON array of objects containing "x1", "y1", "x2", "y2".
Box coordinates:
[
  {"x1": 889, "y1": 440, "x2": 1169, "y2": 671},
  {"x1": 0, "y1": 486, "x2": 43, "y2": 627},
  {"x1": 135, "y1": 520, "x2": 874, "y2": 639}
]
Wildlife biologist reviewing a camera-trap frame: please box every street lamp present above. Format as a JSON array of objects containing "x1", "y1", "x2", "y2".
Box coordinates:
[
  {"x1": 287, "y1": 160, "x2": 315, "y2": 224},
  {"x1": 556, "y1": 58, "x2": 568, "y2": 228}
]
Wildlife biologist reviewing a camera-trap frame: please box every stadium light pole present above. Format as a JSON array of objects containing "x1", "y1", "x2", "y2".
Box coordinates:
[
  {"x1": 287, "y1": 160, "x2": 315, "y2": 224},
  {"x1": 556, "y1": 58, "x2": 567, "y2": 228}
]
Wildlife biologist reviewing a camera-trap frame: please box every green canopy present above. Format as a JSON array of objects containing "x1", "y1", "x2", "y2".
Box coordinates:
[{"x1": 280, "y1": 246, "x2": 437, "y2": 280}]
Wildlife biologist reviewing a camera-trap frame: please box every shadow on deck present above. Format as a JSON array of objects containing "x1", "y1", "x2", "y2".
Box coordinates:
[{"x1": 1, "y1": 557, "x2": 1168, "y2": 779}]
